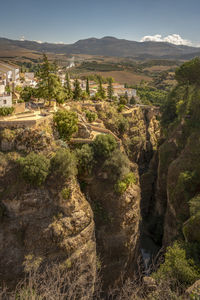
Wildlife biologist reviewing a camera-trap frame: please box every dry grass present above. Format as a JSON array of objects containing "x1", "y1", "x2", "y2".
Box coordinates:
[
  {"x1": 80, "y1": 70, "x2": 152, "y2": 84},
  {"x1": 144, "y1": 65, "x2": 177, "y2": 72},
  {"x1": 0, "y1": 251, "x2": 186, "y2": 300}
]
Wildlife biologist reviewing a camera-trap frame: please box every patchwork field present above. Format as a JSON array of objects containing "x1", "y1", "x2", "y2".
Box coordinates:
[{"x1": 75, "y1": 70, "x2": 152, "y2": 84}]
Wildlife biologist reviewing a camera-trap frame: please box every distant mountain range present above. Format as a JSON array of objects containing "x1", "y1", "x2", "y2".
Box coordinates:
[{"x1": 0, "y1": 36, "x2": 200, "y2": 59}]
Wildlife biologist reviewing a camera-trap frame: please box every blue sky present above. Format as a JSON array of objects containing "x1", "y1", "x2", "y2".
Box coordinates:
[{"x1": 0, "y1": 0, "x2": 200, "y2": 45}]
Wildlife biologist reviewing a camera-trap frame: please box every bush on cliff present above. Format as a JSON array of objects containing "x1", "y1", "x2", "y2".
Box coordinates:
[
  {"x1": 103, "y1": 149, "x2": 130, "y2": 182},
  {"x1": 115, "y1": 172, "x2": 136, "y2": 194},
  {"x1": 53, "y1": 109, "x2": 78, "y2": 141},
  {"x1": 92, "y1": 134, "x2": 117, "y2": 160},
  {"x1": 117, "y1": 116, "x2": 129, "y2": 136},
  {"x1": 0, "y1": 107, "x2": 14, "y2": 116},
  {"x1": 153, "y1": 241, "x2": 200, "y2": 287},
  {"x1": 75, "y1": 144, "x2": 94, "y2": 176},
  {"x1": 18, "y1": 152, "x2": 50, "y2": 186},
  {"x1": 51, "y1": 148, "x2": 77, "y2": 179},
  {"x1": 85, "y1": 110, "x2": 97, "y2": 123},
  {"x1": 175, "y1": 57, "x2": 200, "y2": 86}
]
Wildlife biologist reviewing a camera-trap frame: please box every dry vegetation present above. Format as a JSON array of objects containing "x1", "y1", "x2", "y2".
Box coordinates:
[
  {"x1": 80, "y1": 70, "x2": 152, "y2": 84},
  {"x1": 144, "y1": 65, "x2": 177, "y2": 72}
]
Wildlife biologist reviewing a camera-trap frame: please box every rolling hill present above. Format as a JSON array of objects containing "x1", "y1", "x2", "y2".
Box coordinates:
[{"x1": 0, "y1": 36, "x2": 200, "y2": 59}]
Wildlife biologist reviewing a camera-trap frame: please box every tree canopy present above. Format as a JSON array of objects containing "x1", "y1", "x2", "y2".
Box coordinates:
[
  {"x1": 175, "y1": 57, "x2": 200, "y2": 86},
  {"x1": 53, "y1": 109, "x2": 78, "y2": 140}
]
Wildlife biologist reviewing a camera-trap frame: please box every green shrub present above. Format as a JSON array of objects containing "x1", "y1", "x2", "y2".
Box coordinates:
[
  {"x1": 1, "y1": 129, "x2": 16, "y2": 141},
  {"x1": 18, "y1": 152, "x2": 50, "y2": 186},
  {"x1": 123, "y1": 172, "x2": 136, "y2": 185},
  {"x1": 153, "y1": 241, "x2": 200, "y2": 287},
  {"x1": 51, "y1": 148, "x2": 77, "y2": 179},
  {"x1": 117, "y1": 104, "x2": 124, "y2": 112},
  {"x1": 117, "y1": 116, "x2": 129, "y2": 135},
  {"x1": 183, "y1": 213, "x2": 200, "y2": 243},
  {"x1": 85, "y1": 110, "x2": 97, "y2": 123},
  {"x1": 20, "y1": 86, "x2": 36, "y2": 102},
  {"x1": 0, "y1": 107, "x2": 14, "y2": 116},
  {"x1": 130, "y1": 96, "x2": 136, "y2": 105},
  {"x1": 103, "y1": 149, "x2": 130, "y2": 182},
  {"x1": 175, "y1": 57, "x2": 200, "y2": 86},
  {"x1": 115, "y1": 181, "x2": 127, "y2": 194},
  {"x1": 53, "y1": 109, "x2": 78, "y2": 141},
  {"x1": 61, "y1": 187, "x2": 71, "y2": 200},
  {"x1": 174, "y1": 171, "x2": 197, "y2": 204},
  {"x1": 75, "y1": 144, "x2": 94, "y2": 175},
  {"x1": 92, "y1": 134, "x2": 117, "y2": 160},
  {"x1": 189, "y1": 195, "x2": 200, "y2": 216},
  {"x1": 115, "y1": 172, "x2": 136, "y2": 194}
]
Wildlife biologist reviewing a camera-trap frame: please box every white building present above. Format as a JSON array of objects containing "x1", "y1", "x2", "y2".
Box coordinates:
[
  {"x1": 126, "y1": 89, "x2": 137, "y2": 98},
  {"x1": 0, "y1": 62, "x2": 20, "y2": 87},
  {"x1": 0, "y1": 94, "x2": 12, "y2": 107},
  {"x1": 24, "y1": 72, "x2": 37, "y2": 87},
  {"x1": 0, "y1": 62, "x2": 19, "y2": 107},
  {"x1": 0, "y1": 82, "x2": 12, "y2": 107},
  {"x1": 113, "y1": 88, "x2": 137, "y2": 100}
]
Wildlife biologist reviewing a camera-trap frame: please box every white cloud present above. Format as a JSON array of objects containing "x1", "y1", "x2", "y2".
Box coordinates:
[
  {"x1": 34, "y1": 40, "x2": 43, "y2": 44},
  {"x1": 19, "y1": 35, "x2": 25, "y2": 41},
  {"x1": 140, "y1": 34, "x2": 192, "y2": 46},
  {"x1": 54, "y1": 41, "x2": 64, "y2": 44}
]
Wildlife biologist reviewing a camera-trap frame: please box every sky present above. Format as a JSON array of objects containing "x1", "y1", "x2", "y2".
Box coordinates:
[{"x1": 0, "y1": 0, "x2": 200, "y2": 46}]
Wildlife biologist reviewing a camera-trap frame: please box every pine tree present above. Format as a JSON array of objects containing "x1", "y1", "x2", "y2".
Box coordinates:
[
  {"x1": 124, "y1": 91, "x2": 129, "y2": 102},
  {"x1": 97, "y1": 77, "x2": 106, "y2": 100},
  {"x1": 36, "y1": 54, "x2": 60, "y2": 106},
  {"x1": 107, "y1": 78, "x2": 114, "y2": 100},
  {"x1": 130, "y1": 96, "x2": 136, "y2": 105},
  {"x1": 65, "y1": 72, "x2": 72, "y2": 99},
  {"x1": 86, "y1": 78, "x2": 90, "y2": 96},
  {"x1": 73, "y1": 79, "x2": 82, "y2": 100}
]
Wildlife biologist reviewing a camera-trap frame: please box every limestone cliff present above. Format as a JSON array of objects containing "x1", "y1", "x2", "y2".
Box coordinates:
[
  {"x1": 0, "y1": 151, "x2": 96, "y2": 289},
  {"x1": 83, "y1": 169, "x2": 141, "y2": 287},
  {"x1": 141, "y1": 118, "x2": 200, "y2": 249},
  {"x1": 0, "y1": 104, "x2": 162, "y2": 292}
]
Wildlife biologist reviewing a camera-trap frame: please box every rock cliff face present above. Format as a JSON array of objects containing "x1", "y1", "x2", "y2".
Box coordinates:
[
  {"x1": 91, "y1": 104, "x2": 161, "y2": 285},
  {"x1": 141, "y1": 117, "x2": 200, "y2": 249},
  {"x1": 0, "y1": 152, "x2": 96, "y2": 288},
  {"x1": 121, "y1": 106, "x2": 160, "y2": 172},
  {"x1": 83, "y1": 170, "x2": 141, "y2": 287},
  {"x1": 0, "y1": 105, "x2": 162, "y2": 291},
  {"x1": 161, "y1": 129, "x2": 200, "y2": 245}
]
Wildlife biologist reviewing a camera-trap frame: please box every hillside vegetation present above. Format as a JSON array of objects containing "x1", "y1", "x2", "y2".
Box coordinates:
[{"x1": 0, "y1": 57, "x2": 200, "y2": 299}]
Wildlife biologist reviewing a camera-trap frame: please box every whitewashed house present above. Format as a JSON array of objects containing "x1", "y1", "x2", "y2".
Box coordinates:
[
  {"x1": 0, "y1": 62, "x2": 18, "y2": 108},
  {"x1": 0, "y1": 83, "x2": 12, "y2": 107},
  {"x1": 0, "y1": 82, "x2": 12, "y2": 107},
  {"x1": 126, "y1": 88, "x2": 137, "y2": 98},
  {"x1": 24, "y1": 72, "x2": 37, "y2": 87},
  {"x1": 0, "y1": 62, "x2": 19, "y2": 87},
  {"x1": 0, "y1": 94, "x2": 12, "y2": 107}
]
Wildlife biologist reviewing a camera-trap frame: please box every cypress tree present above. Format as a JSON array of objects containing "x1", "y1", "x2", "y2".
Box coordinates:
[
  {"x1": 107, "y1": 78, "x2": 114, "y2": 100},
  {"x1": 86, "y1": 78, "x2": 90, "y2": 96},
  {"x1": 73, "y1": 79, "x2": 82, "y2": 100},
  {"x1": 65, "y1": 72, "x2": 73, "y2": 99},
  {"x1": 97, "y1": 77, "x2": 106, "y2": 99}
]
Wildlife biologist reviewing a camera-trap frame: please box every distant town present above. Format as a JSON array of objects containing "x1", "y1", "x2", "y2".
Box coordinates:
[{"x1": 0, "y1": 59, "x2": 137, "y2": 111}]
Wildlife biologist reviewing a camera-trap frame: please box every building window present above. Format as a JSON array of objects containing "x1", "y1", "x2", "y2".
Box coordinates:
[{"x1": 3, "y1": 100, "x2": 6, "y2": 104}]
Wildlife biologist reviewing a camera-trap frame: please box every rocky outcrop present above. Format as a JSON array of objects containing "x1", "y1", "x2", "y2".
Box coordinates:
[
  {"x1": 122, "y1": 106, "x2": 160, "y2": 172},
  {"x1": 0, "y1": 157, "x2": 96, "y2": 288},
  {"x1": 0, "y1": 104, "x2": 163, "y2": 293},
  {"x1": 185, "y1": 279, "x2": 200, "y2": 298},
  {"x1": 142, "y1": 118, "x2": 200, "y2": 247},
  {"x1": 83, "y1": 165, "x2": 141, "y2": 287},
  {"x1": 0, "y1": 127, "x2": 55, "y2": 154}
]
